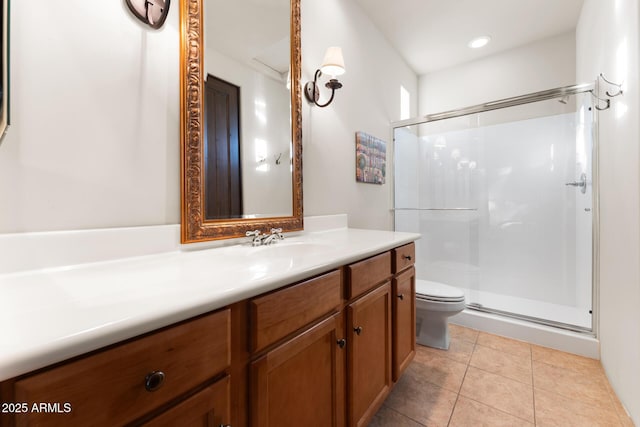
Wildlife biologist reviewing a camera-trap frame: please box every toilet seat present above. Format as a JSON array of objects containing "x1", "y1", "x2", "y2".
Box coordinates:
[{"x1": 416, "y1": 280, "x2": 465, "y2": 303}]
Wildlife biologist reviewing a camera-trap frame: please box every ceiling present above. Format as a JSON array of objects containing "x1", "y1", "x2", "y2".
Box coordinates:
[{"x1": 354, "y1": 0, "x2": 585, "y2": 75}]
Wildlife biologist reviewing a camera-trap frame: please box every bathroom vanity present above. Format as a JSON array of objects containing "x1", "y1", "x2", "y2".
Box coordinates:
[{"x1": 0, "y1": 229, "x2": 417, "y2": 426}]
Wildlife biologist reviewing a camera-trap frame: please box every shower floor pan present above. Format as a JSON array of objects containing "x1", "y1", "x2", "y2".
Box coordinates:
[{"x1": 456, "y1": 286, "x2": 592, "y2": 331}]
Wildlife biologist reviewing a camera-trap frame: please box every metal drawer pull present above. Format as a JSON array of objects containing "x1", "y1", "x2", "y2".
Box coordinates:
[
  {"x1": 337, "y1": 338, "x2": 346, "y2": 348},
  {"x1": 354, "y1": 326, "x2": 363, "y2": 335},
  {"x1": 144, "y1": 371, "x2": 165, "y2": 392},
  {"x1": 402, "y1": 255, "x2": 412, "y2": 261},
  {"x1": 397, "y1": 294, "x2": 405, "y2": 300}
]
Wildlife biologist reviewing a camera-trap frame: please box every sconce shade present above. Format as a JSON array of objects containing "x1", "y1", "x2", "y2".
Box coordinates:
[{"x1": 320, "y1": 47, "x2": 345, "y2": 77}]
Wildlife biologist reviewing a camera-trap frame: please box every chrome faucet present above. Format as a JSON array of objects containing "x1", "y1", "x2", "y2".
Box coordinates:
[
  {"x1": 245, "y1": 228, "x2": 285, "y2": 246},
  {"x1": 246, "y1": 230, "x2": 264, "y2": 246},
  {"x1": 261, "y1": 228, "x2": 284, "y2": 245}
]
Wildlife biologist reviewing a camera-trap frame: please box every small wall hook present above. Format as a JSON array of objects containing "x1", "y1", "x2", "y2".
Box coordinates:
[
  {"x1": 599, "y1": 73, "x2": 624, "y2": 97},
  {"x1": 590, "y1": 90, "x2": 611, "y2": 111}
]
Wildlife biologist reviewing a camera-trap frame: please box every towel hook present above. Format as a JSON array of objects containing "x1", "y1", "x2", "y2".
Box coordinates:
[
  {"x1": 599, "y1": 73, "x2": 624, "y2": 97},
  {"x1": 590, "y1": 90, "x2": 611, "y2": 111}
]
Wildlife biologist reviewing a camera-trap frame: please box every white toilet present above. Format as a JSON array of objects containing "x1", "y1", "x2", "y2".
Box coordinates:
[{"x1": 415, "y1": 280, "x2": 466, "y2": 350}]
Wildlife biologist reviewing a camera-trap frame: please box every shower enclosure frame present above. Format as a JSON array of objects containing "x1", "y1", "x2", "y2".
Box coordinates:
[{"x1": 391, "y1": 82, "x2": 600, "y2": 336}]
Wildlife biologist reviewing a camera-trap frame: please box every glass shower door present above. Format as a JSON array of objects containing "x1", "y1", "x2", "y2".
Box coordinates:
[{"x1": 394, "y1": 92, "x2": 594, "y2": 331}]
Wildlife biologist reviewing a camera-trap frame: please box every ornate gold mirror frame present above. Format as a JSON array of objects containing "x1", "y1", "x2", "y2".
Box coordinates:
[{"x1": 179, "y1": 0, "x2": 303, "y2": 243}]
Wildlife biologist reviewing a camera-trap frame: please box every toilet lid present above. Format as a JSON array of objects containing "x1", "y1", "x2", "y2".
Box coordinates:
[{"x1": 416, "y1": 280, "x2": 465, "y2": 302}]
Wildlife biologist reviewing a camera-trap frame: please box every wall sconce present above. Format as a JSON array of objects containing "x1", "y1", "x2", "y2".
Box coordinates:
[
  {"x1": 126, "y1": 0, "x2": 171, "y2": 29},
  {"x1": 304, "y1": 47, "x2": 346, "y2": 108}
]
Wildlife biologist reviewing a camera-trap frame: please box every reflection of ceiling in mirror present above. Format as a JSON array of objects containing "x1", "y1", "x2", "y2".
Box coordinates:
[
  {"x1": 354, "y1": 0, "x2": 584, "y2": 74},
  {"x1": 204, "y1": 0, "x2": 290, "y2": 75}
]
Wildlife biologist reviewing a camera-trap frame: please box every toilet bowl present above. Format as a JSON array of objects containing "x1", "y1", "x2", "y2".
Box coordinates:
[{"x1": 415, "y1": 280, "x2": 466, "y2": 350}]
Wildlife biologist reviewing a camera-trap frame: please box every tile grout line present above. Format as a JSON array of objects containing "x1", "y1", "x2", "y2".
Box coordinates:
[
  {"x1": 530, "y1": 381, "x2": 626, "y2": 426},
  {"x1": 466, "y1": 365, "x2": 534, "y2": 387},
  {"x1": 380, "y1": 404, "x2": 428, "y2": 427},
  {"x1": 446, "y1": 335, "x2": 476, "y2": 427},
  {"x1": 530, "y1": 345, "x2": 537, "y2": 426},
  {"x1": 531, "y1": 372, "x2": 622, "y2": 409},
  {"x1": 460, "y1": 395, "x2": 536, "y2": 425},
  {"x1": 473, "y1": 341, "x2": 533, "y2": 360},
  {"x1": 382, "y1": 326, "x2": 627, "y2": 427},
  {"x1": 440, "y1": 329, "x2": 627, "y2": 426},
  {"x1": 460, "y1": 339, "x2": 536, "y2": 425},
  {"x1": 531, "y1": 348, "x2": 625, "y2": 425},
  {"x1": 533, "y1": 357, "x2": 607, "y2": 376}
]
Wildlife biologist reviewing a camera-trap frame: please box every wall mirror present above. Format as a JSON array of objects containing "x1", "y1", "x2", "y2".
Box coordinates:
[
  {"x1": 0, "y1": 0, "x2": 9, "y2": 140},
  {"x1": 180, "y1": 0, "x2": 302, "y2": 243}
]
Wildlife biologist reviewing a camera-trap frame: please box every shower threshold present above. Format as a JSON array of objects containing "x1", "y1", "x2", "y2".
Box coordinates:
[
  {"x1": 450, "y1": 307, "x2": 599, "y2": 358},
  {"x1": 466, "y1": 303, "x2": 593, "y2": 335},
  {"x1": 449, "y1": 283, "x2": 593, "y2": 333}
]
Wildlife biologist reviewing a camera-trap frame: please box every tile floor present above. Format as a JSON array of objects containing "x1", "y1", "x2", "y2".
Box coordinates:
[{"x1": 370, "y1": 324, "x2": 635, "y2": 427}]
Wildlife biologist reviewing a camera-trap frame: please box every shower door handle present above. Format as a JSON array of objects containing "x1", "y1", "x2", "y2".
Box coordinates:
[{"x1": 565, "y1": 173, "x2": 587, "y2": 194}]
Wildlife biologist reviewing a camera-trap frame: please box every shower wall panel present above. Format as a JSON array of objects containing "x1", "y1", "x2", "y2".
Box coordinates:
[{"x1": 395, "y1": 104, "x2": 593, "y2": 328}]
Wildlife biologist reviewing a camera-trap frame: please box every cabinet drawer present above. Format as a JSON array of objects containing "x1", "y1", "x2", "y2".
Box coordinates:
[
  {"x1": 392, "y1": 243, "x2": 415, "y2": 273},
  {"x1": 14, "y1": 309, "x2": 231, "y2": 427},
  {"x1": 143, "y1": 375, "x2": 230, "y2": 426},
  {"x1": 250, "y1": 270, "x2": 342, "y2": 353},
  {"x1": 346, "y1": 252, "x2": 392, "y2": 300}
]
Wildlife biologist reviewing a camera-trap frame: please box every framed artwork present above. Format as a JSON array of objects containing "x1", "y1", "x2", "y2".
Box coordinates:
[{"x1": 355, "y1": 131, "x2": 386, "y2": 184}]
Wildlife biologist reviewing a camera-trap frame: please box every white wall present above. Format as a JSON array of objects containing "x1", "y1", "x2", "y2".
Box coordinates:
[
  {"x1": 419, "y1": 32, "x2": 576, "y2": 115},
  {"x1": 577, "y1": 0, "x2": 640, "y2": 423},
  {"x1": 0, "y1": 0, "x2": 417, "y2": 235},
  {"x1": 0, "y1": 1, "x2": 180, "y2": 233},
  {"x1": 301, "y1": 0, "x2": 418, "y2": 230}
]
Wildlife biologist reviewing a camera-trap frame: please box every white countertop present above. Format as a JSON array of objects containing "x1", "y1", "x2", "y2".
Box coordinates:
[{"x1": 0, "y1": 228, "x2": 419, "y2": 382}]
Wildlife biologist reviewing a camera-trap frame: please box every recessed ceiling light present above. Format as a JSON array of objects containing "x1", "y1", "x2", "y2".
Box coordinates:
[{"x1": 468, "y1": 36, "x2": 491, "y2": 49}]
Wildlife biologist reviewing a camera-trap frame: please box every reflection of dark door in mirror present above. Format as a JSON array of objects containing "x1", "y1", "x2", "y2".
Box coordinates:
[{"x1": 204, "y1": 75, "x2": 243, "y2": 220}]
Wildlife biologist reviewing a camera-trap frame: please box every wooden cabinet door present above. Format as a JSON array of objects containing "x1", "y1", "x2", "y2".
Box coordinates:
[
  {"x1": 250, "y1": 313, "x2": 346, "y2": 427},
  {"x1": 143, "y1": 376, "x2": 230, "y2": 427},
  {"x1": 347, "y1": 283, "x2": 392, "y2": 427},
  {"x1": 393, "y1": 266, "x2": 416, "y2": 381}
]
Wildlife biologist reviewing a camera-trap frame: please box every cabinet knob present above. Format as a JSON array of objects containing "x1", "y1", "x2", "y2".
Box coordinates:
[
  {"x1": 144, "y1": 370, "x2": 165, "y2": 392},
  {"x1": 397, "y1": 293, "x2": 405, "y2": 300},
  {"x1": 402, "y1": 255, "x2": 412, "y2": 261},
  {"x1": 354, "y1": 326, "x2": 363, "y2": 335},
  {"x1": 337, "y1": 338, "x2": 346, "y2": 348}
]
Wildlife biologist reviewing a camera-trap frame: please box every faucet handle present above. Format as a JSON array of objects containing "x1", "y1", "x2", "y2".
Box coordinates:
[
  {"x1": 246, "y1": 230, "x2": 264, "y2": 246},
  {"x1": 270, "y1": 228, "x2": 284, "y2": 241}
]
